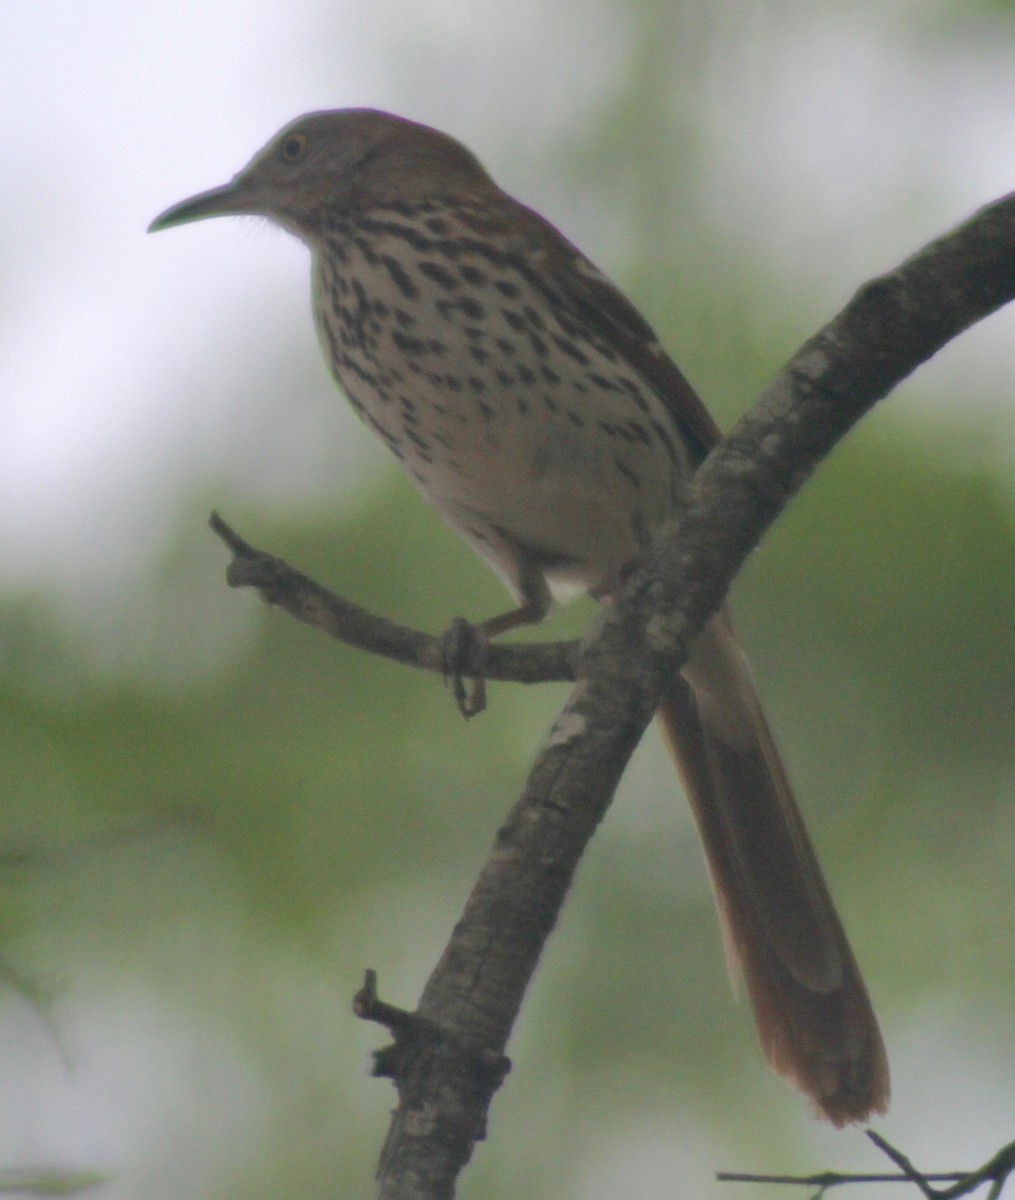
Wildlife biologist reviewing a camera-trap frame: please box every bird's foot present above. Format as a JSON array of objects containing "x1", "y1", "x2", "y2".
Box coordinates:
[{"x1": 440, "y1": 617, "x2": 490, "y2": 719}]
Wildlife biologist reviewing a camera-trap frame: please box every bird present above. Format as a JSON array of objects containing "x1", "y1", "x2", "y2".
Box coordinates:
[{"x1": 149, "y1": 109, "x2": 889, "y2": 1124}]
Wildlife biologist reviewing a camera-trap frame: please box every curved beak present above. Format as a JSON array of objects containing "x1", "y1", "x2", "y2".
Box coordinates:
[{"x1": 148, "y1": 175, "x2": 260, "y2": 233}]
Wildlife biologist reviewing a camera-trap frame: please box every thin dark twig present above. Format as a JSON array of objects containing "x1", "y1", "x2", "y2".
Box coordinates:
[
  {"x1": 717, "y1": 1171, "x2": 966, "y2": 1190},
  {"x1": 353, "y1": 969, "x2": 423, "y2": 1040},
  {"x1": 865, "y1": 1132, "x2": 1015, "y2": 1200},
  {"x1": 718, "y1": 1134, "x2": 1015, "y2": 1200},
  {"x1": 867, "y1": 1132, "x2": 938, "y2": 1199},
  {"x1": 932, "y1": 1138, "x2": 1015, "y2": 1200}
]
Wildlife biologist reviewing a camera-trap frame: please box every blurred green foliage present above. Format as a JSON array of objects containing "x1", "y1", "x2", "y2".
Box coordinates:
[{"x1": 4, "y1": 416, "x2": 1012, "y2": 1196}]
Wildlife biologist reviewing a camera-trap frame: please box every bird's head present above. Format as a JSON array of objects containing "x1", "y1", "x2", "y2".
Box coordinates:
[{"x1": 149, "y1": 109, "x2": 494, "y2": 242}]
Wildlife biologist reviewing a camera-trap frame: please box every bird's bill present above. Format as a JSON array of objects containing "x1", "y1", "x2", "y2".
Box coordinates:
[{"x1": 148, "y1": 177, "x2": 259, "y2": 233}]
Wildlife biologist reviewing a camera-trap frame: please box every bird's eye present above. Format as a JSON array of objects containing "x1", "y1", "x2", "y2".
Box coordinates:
[{"x1": 280, "y1": 133, "x2": 308, "y2": 163}]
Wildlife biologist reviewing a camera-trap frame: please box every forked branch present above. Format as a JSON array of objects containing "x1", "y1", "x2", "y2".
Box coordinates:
[{"x1": 718, "y1": 1131, "x2": 1015, "y2": 1200}]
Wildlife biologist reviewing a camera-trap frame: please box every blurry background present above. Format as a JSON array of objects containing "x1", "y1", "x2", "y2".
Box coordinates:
[{"x1": 2, "y1": 1, "x2": 1015, "y2": 1196}]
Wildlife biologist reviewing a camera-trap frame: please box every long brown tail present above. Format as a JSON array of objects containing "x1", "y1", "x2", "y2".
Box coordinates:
[{"x1": 659, "y1": 612, "x2": 889, "y2": 1125}]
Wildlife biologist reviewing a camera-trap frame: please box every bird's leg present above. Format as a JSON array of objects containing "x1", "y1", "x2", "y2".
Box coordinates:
[{"x1": 441, "y1": 574, "x2": 551, "y2": 719}]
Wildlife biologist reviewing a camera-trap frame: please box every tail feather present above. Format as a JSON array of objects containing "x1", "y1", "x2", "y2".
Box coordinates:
[{"x1": 660, "y1": 613, "x2": 889, "y2": 1125}]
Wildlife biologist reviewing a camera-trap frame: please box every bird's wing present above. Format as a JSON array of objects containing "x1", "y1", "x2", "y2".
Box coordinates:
[{"x1": 513, "y1": 202, "x2": 723, "y2": 463}]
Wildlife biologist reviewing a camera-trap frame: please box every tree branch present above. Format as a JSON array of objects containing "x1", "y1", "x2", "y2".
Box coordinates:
[
  {"x1": 717, "y1": 1131, "x2": 1015, "y2": 1199},
  {"x1": 643, "y1": 189, "x2": 1015, "y2": 632},
  {"x1": 208, "y1": 510, "x2": 579, "y2": 688},
  {"x1": 212, "y1": 192, "x2": 1015, "y2": 1199}
]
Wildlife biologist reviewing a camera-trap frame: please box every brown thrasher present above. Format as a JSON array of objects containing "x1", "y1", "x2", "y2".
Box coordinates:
[{"x1": 150, "y1": 110, "x2": 889, "y2": 1124}]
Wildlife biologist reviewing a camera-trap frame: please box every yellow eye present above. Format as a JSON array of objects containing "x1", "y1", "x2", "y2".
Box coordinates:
[{"x1": 280, "y1": 133, "x2": 308, "y2": 162}]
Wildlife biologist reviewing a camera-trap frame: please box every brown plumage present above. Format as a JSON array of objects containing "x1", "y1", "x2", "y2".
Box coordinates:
[{"x1": 150, "y1": 109, "x2": 889, "y2": 1123}]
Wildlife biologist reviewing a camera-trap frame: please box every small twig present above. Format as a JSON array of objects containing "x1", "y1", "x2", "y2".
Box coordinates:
[
  {"x1": 929, "y1": 1137, "x2": 1015, "y2": 1200},
  {"x1": 717, "y1": 1170, "x2": 966, "y2": 1191},
  {"x1": 867, "y1": 1132, "x2": 938, "y2": 1198},
  {"x1": 351, "y1": 969, "x2": 510, "y2": 1137},
  {"x1": 866, "y1": 1131, "x2": 1015, "y2": 1200},
  {"x1": 353, "y1": 969, "x2": 438, "y2": 1082},
  {"x1": 353, "y1": 969, "x2": 421, "y2": 1041},
  {"x1": 208, "y1": 511, "x2": 578, "y2": 690},
  {"x1": 719, "y1": 1134, "x2": 1015, "y2": 1200}
]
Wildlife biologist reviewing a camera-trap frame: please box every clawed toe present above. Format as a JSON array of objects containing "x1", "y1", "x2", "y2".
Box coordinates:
[{"x1": 440, "y1": 617, "x2": 490, "y2": 718}]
